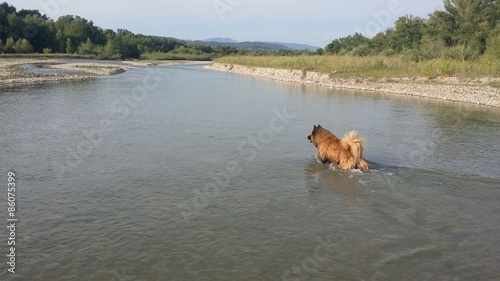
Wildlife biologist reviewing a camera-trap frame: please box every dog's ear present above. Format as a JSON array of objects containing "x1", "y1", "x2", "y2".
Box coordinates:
[
  {"x1": 313, "y1": 125, "x2": 317, "y2": 129},
  {"x1": 317, "y1": 124, "x2": 322, "y2": 128}
]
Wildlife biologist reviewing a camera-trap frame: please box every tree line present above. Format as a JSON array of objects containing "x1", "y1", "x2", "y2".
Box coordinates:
[
  {"x1": 0, "y1": 1, "x2": 498, "y2": 61},
  {"x1": 325, "y1": 0, "x2": 499, "y2": 61},
  {"x1": 0, "y1": 2, "x2": 243, "y2": 59}
]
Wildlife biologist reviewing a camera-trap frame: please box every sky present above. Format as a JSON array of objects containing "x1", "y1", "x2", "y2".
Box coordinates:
[{"x1": 8, "y1": 0, "x2": 444, "y2": 47}]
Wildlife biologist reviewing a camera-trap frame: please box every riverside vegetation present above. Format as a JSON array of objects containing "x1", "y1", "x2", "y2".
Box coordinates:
[
  {"x1": 213, "y1": 55, "x2": 500, "y2": 83},
  {"x1": 215, "y1": 0, "x2": 500, "y2": 83},
  {"x1": 0, "y1": 0, "x2": 499, "y2": 85}
]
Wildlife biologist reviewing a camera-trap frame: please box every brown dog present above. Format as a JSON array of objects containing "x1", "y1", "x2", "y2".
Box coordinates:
[{"x1": 307, "y1": 125, "x2": 369, "y2": 171}]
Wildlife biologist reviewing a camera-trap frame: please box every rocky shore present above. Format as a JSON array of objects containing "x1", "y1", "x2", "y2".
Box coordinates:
[
  {"x1": 206, "y1": 62, "x2": 500, "y2": 108},
  {"x1": 0, "y1": 58, "x2": 93, "y2": 86},
  {"x1": 0, "y1": 58, "x2": 210, "y2": 88}
]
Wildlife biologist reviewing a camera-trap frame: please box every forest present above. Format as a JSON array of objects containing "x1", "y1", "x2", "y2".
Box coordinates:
[
  {"x1": 325, "y1": 0, "x2": 499, "y2": 61},
  {"x1": 0, "y1": 0, "x2": 498, "y2": 62},
  {"x1": 0, "y1": 2, "x2": 241, "y2": 60}
]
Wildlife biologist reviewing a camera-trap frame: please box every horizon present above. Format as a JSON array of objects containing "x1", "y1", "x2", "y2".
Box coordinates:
[{"x1": 6, "y1": 0, "x2": 444, "y2": 47}]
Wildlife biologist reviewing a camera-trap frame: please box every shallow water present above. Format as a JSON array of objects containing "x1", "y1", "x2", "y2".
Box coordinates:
[
  {"x1": 19, "y1": 63, "x2": 77, "y2": 75},
  {"x1": 1, "y1": 65, "x2": 499, "y2": 280}
]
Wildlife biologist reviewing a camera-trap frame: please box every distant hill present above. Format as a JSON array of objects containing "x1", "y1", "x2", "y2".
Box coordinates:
[
  {"x1": 204, "y1": 37, "x2": 239, "y2": 43},
  {"x1": 271, "y1": 42, "x2": 320, "y2": 52},
  {"x1": 188, "y1": 40, "x2": 294, "y2": 52},
  {"x1": 190, "y1": 38, "x2": 320, "y2": 52}
]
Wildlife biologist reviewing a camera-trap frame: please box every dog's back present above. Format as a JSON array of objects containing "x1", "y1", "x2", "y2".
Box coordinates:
[{"x1": 309, "y1": 125, "x2": 369, "y2": 171}]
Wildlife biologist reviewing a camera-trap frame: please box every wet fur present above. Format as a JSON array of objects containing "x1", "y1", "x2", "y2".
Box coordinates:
[{"x1": 307, "y1": 125, "x2": 369, "y2": 171}]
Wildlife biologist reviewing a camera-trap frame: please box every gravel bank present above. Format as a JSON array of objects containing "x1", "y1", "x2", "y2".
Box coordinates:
[
  {"x1": 0, "y1": 58, "x2": 210, "y2": 88},
  {"x1": 206, "y1": 62, "x2": 500, "y2": 108},
  {"x1": 0, "y1": 58, "x2": 96, "y2": 86}
]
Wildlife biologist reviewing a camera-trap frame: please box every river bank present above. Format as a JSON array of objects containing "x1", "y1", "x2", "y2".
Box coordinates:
[
  {"x1": 206, "y1": 62, "x2": 500, "y2": 108},
  {"x1": 0, "y1": 58, "x2": 210, "y2": 87}
]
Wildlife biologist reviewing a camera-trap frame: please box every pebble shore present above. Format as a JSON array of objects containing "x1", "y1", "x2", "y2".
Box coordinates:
[
  {"x1": 206, "y1": 63, "x2": 500, "y2": 108},
  {"x1": 0, "y1": 58, "x2": 210, "y2": 87}
]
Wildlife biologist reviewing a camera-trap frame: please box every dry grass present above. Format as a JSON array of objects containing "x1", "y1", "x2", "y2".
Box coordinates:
[{"x1": 214, "y1": 55, "x2": 500, "y2": 79}]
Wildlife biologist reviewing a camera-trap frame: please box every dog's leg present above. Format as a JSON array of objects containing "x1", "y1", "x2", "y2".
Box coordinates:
[{"x1": 317, "y1": 149, "x2": 328, "y2": 164}]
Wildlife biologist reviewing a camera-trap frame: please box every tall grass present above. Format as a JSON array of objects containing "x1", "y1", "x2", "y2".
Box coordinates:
[{"x1": 214, "y1": 55, "x2": 500, "y2": 79}]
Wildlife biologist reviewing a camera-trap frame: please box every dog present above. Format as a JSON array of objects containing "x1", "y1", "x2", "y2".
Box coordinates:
[{"x1": 307, "y1": 125, "x2": 369, "y2": 171}]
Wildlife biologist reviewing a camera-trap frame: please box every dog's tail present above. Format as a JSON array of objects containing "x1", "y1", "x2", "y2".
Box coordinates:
[{"x1": 342, "y1": 131, "x2": 369, "y2": 171}]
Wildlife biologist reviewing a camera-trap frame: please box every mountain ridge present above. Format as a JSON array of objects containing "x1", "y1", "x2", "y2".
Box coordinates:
[{"x1": 199, "y1": 38, "x2": 320, "y2": 51}]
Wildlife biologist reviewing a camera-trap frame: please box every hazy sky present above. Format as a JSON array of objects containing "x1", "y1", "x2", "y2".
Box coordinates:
[{"x1": 8, "y1": 0, "x2": 444, "y2": 47}]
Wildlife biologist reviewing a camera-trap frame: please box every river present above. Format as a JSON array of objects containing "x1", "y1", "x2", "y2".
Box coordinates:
[{"x1": 1, "y1": 65, "x2": 499, "y2": 280}]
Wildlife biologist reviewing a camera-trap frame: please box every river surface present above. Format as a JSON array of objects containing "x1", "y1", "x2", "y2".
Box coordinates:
[{"x1": 1, "y1": 65, "x2": 499, "y2": 281}]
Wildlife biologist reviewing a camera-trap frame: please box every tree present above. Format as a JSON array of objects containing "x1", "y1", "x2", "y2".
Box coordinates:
[
  {"x1": 54, "y1": 15, "x2": 106, "y2": 53},
  {"x1": 441, "y1": 0, "x2": 497, "y2": 56},
  {"x1": 66, "y1": 37, "x2": 74, "y2": 54},
  {"x1": 0, "y1": 2, "x2": 16, "y2": 15},
  {"x1": 425, "y1": 10, "x2": 457, "y2": 47},
  {"x1": 77, "y1": 37, "x2": 94, "y2": 55},
  {"x1": 102, "y1": 38, "x2": 119, "y2": 59},
  {"x1": 17, "y1": 9, "x2": 48, "y2": 20},
  {"x1": 14, "y1": 38, "x2": 34, "y2": 53},
  {"x1": 325, "y1": 33, "x2": 370, "y2": 54},
  {"x1": 115, "y1": 29, "x2": 140, "y2": 59},
  {"x1": 3, "y1": 36, "x2": 14, "y2": 52},
  {"x1": 485, "y1": 25, "x2": 500, "y2": 59},
  {"x1": 370, "y1": 31, "x2": 390, "y2": 53},
  {"x1": 24, "y1": 14, "x2": 55, "y2": 53},
  {"x1": 7, "y1": 13, "x2": 22, "y2": 37},
  {"x1": 391, "y1": 15, "x2": 426, "y2": 52}
]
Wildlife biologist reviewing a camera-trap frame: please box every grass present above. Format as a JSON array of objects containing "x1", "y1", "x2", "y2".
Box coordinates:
[{"x1": 214, "y1": 55, "x2": 500, "y2": 79}]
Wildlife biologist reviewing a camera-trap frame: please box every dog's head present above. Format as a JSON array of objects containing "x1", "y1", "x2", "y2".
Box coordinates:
[{"x1": 307, "y1": 124, "x2": 322, "y2": 146}]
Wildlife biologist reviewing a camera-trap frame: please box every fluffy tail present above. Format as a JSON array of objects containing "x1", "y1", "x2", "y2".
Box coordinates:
[{"x1": 342, "y1": 131, "x2": 369, "y2": 171}]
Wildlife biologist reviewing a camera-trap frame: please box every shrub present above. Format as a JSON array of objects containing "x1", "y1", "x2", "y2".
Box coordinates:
[
  {"x1": 373, "y1": 59, "x2": 387, "y2": 69},
  {"x1": 4, "y1": 37, "x2": 15, "y2": 53},
  {"x1": 421, "y1": 62, "x2": 435, "y2": 77},
  {"x1": 484, "y1": 27, "x2": 500, "y2": 60},
  {"x1": 350, "y1": 44, "x2": 372, "y2": 57},
  {"x1": 438, "y1": 60, "x2": 455, "y2": 76},
  {"x1": 381, "y1": 48, "x2": 397, "y2": 57},
  {"x1": 14, "y1": 39, "x2": 34, "y2": 54}
]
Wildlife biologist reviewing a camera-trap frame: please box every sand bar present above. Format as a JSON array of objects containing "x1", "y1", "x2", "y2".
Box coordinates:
[
  {"x1": 0, "y1": 58, "x2": 210, "y2": 87},
  {"x1": 206, "y1": 62, "x2": 500, "y2": 108}
]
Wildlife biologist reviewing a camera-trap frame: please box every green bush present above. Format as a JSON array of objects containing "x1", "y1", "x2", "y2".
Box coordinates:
[
  {"x1": 438, "y1": 60, "x2": 455, "y2": 76},
  {"x1": 350, "y1": 44, "x2": 372, "y2": 57},
  {"x1": 14, "y1": 39, "x2": 34, "y2": 54},
  {"x1": 373, "y1": 59, "x2": 387, "y2": 69},
  {"x1": 421, "y1": 62, "x2": 435, "y2": 77},
  {"x1": 484, "y1": 27, "x2": 500, "y2": 60},
  {"x1": 4, "y1": 37, "x2": 15, "y2": 53},
  {"x1": 381, "y1": 48, "x2": 397, "y2": 57}
]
